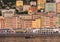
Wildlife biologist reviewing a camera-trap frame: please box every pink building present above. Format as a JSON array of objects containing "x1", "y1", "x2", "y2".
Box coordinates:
[{"x1": 56, "y1": 0, "x2": 60, "y2": 3}]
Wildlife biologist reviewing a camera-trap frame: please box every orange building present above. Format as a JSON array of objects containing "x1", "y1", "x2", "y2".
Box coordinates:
[
  {"x1": 0, "y1": 16, "x2": 5, "y2": 28},
  {"x1": 4, "y1": 17, "x2": 13, "y2": 28},
  {"x1": 22, "y1": 19, "x2": 32, "y2": 28},
  {"x1": 4, "y1": 16, "x2": 21, "y2": 29},
  {"x1": 28, "y1": 6, "x2": 36, "y2": 15}
]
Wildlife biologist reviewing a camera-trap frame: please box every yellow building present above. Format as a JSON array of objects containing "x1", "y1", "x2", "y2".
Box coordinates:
[
  {"x1": 32, "y1": 20, "x2": 37, "y2": 28},
  {"x1": 37, "y1": 0, "x2": 46, "y2": 10},
  {"x1": 37, "y1": 3, "x2": 45, "y2": 10},
  {"x1": 41, "y1": 16, "x2": 45, "y2": 28},
  {"x1": 36, "y1": 19, "x2": 41, "y2": 28},
  {"x1": 32, "y1": 18, "x2": 41, "y2": 28},
  {"x1": 16, "y1": 1, "x2": 23, "y2": 7}
]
